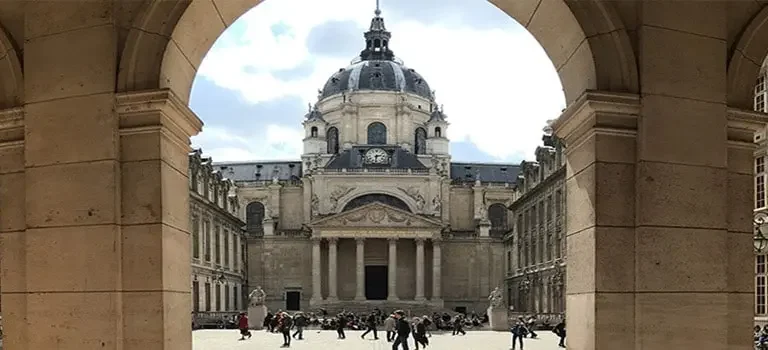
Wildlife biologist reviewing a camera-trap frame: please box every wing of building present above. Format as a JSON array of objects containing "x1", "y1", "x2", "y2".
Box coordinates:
[{"x1": 203, "y1": 8, "x2": 526, "y2": 315}]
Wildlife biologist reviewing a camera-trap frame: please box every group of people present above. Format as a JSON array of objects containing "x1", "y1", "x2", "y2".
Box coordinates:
[
  {"x1": 234, "y1": 308, "x2": 566, "y2": 349},
  {"x1": 510, "y1": 315, "x2": 566, "y2": 349}
]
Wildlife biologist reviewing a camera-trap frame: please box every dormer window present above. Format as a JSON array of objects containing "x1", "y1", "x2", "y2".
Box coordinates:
[{"x1": 310, "y1": 126, "x2": 318, "y2": 137}]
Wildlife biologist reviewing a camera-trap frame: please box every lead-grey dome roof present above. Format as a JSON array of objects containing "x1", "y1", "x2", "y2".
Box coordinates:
[{"x1": 320, "y1": 60, "x2": 434, "y2": 100}]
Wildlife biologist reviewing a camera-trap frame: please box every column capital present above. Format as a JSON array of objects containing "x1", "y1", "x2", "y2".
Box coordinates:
[
  {"x1": 310, "y1": 236, "x2": 323, "y2": 242},
  {"x1": 415, "y1": 237, "x2": 426, "y2": 245},
  {"x1": 432, "y1": 237, "x2": 442, "y2": 244},
  {"x1": 355, "y1": 237, "x2": 366, "y2": 243},
  {"x1": 327, "y1": 237, "x2": 339, "y2": 243},
  {"x1": 551, "y1": 91, "x2": 640, "y2": 147},
  {"x1": 387, "y1": 237, "x2": 399, "y2": 242}
]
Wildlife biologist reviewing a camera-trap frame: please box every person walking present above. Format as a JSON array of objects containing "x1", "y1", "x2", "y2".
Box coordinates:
[
  {"x1": 361, "y1": 313, "x2": 379, "y2": 340},
  {"x1": 525, "y1": 315, "x2": 538, "y2": 339},
  {"x1": 292, "y1": 312, "x2": 307, "y2": 340},
  {"x1": 510, "y1": 317, "x2": 528, "y2": 350},
  {"x1": 336, "y1": 312, "x2": 347, "y2": 339},
  {"x1": 413, "y1": 318, "x2": 429, "y2": 350},
  {"x1": 420, "y1": 316, "x2": 432, "y2": 337},
  {"x1": 452, "y1": 315, "x2": 465, "y2": 336},
  {"x1": 237, "y1": 312, "x2": 252, "y2": 341},
  {"x1": 278, "y1": 312, "x2": 294, "y2": 348},
  {"x1": 553, "y1": 320, "x2": 566, "y2": 348},
  {"x1": 384, "y1": 314, "x2": 397, "y2": 342},
  {"x1": 392, "y1": 311, "x2": 411, "y2": 350}
]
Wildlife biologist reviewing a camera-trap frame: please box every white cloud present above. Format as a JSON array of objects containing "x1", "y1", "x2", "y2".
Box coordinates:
[
  {"x1": 192, "y1": 125, "x2": 302, "y2": 161},
  {"x1": 195, "y1": 0, "x2": 565, "y2": 162}
]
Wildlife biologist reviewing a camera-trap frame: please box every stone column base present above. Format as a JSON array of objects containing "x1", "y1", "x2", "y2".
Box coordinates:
[
  {"x1": 487, "y1": 306, "x2": 508, "y2": 331},
  {"x1": 248, "y1": 304, "x2": 268, "y2": 330}
]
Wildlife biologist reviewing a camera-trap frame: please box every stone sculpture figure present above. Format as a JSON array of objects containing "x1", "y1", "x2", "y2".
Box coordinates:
[
  {"x1": 432, "y1": 196, "x2": 442, "y2": 214},
  {"x1": 311, "y1": 194, "x2": 320, "y2": 216},
  {"x1": 248, "y1": 286, "x2": 267, "y2": 306},
  {"x1": 488, "y1": 286, "x2": 503, "y2": 308}
]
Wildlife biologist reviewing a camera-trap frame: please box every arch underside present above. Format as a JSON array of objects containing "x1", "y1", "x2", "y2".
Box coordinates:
[{"x1": 117, "y1": 0, "x2": 640, "y2": 107}]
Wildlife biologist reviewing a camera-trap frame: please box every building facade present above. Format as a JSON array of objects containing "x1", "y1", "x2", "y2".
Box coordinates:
[
  {"x1": 755, "y1": 61, "x2": 768, "y2": 325},
  {"x1": 504, "y1": 128, "x2": 566, "y2": 318},
  {"x1": 189, "y1": 150, "x2": 248, "y2": 313},
  {"x1": 212, "y1": 9, "x2": 518, "y2": 314}
]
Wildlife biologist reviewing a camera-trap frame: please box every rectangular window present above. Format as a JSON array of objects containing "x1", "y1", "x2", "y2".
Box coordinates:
[
  {"x1": 506, "y1": 250, "x2": 512, "y2": 271},
  {"x1": 555, "y1": 190, "x2": 563, "y2": 218},
  {"x1": 214, "y1": 225, "x2": 221, "y2": 265},
  {"x1": 758, "y1": 93, "x2": 767, "y2": 112},
  {"x1": 758, "y1": 157, "x2": 765, "y2": 174},
  {"x1": 215, "y1": 285, "x2": 221, "y2": 311},
  {"x1": 225, "y1": 285, "x2": 231, "y2": 311},
  {"x1": 531, "y1": 205, "x2": 537, "y2": 229},
  {"x1": 538, "y1": 200, "x2": 544, "y2": 225},
  {"x1": 546, "y1": 195, "x2": 553, "y2": 222},
  {"x1": 192, "y1": 216, "x2": 200, "y2": 259},
  {"x1": 758, "y1": 175, "x2": 766, "y2": 209},
  {"x1": 192, "y1": 281, "x2": 200, "y2": 312},
  {"x1": 758, "y1": 276, "x2": 767, "y2": 315},
  {"x1": 224, "y1": 230, "x2": 230, "y2": 269},
  {"x1": 758, "y1": 255, "x2": 766, "y2": 274},
  {"x1": 757, "y1": 76, "x2": 766, "y2": 94},
  {"x1": 204, "y1": 221, "x2": 211, "y2": 262},
  {"x1": 204, "y1": 282, "x2": 211, "y2": 311}
]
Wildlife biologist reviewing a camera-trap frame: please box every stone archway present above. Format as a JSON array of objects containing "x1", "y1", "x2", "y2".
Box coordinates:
[
  {"x1": 728, "y1": 5, "x2": 768, "y2": 109},
  {"x1": 118, "y1": 0, "x2": 639, "y2": 104},
  {"x1": 0, "y1": 25, "x2": 22, "y2": 109}
]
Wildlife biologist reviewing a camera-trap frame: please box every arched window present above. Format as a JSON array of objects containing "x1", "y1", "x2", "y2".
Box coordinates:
[
  {"x1": 310, "y1": 126, "x2": 318, "y2": 137},
  {"x1": 489, "y1": 203, "x2": 508, "y2": 237},
  {"x1": 327, "y1": 127, "x2": 339, "y2": 154},
  {"x1": 367, "y1": 122, "x2": 387, "y2": 145},
  {"x1": 246, "y1": 202, "x2": 265, "y2": 236},
  {"x1": 435, "y1": 127, "x2": 442, "y2": 138},
  {"x1": 414, "y1": 127, "x2": 427, "y2": 154},
  {"x1": 342, "y1": 194, "x2": 410, "y2": 212}
]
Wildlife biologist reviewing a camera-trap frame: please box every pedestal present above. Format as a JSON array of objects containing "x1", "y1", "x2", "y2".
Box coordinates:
[
  {"x1": 248, "y1": 304, "x2": 268, "y2": 330},
  {"x1": 487, "y1": 306, "x2": 508, "y2": 331}
]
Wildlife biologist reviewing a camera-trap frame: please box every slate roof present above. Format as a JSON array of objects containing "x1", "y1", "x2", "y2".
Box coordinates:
[
  {"x1": 213, "y1": 159, "x2": 519, "y2": 184},
  {"x1": 213, "y1": 161, "x2": 303, "y2": 182},
  {"x1": 449, "y1": 162, "x2": 520, "y2": 184},
  {"x1": 325, "y1": 146, "x2": 427, "y2": 169}
]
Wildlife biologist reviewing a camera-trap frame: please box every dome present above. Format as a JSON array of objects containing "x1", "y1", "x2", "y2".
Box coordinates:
[{"x1": 320, "y1": 60, "x2": 434, "y2": 100}]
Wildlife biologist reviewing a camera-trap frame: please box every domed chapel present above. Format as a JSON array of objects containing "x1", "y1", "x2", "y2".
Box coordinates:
[{"x1": 214, "y1": 5, "x2": 527, "y2": 314}]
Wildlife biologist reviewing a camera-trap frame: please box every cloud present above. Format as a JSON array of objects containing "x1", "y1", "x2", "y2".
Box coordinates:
[
  {"x1": 306, "y1": 20, "x2": 365, "y2": 57},
  {"x1": 194, "y1": 0, "x2": 565, "y2": 162}
]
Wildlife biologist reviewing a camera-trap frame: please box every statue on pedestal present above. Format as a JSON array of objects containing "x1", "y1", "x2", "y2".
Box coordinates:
[
  {"x1": 247, "y1": 286, "x2": 268, "y2": 329},
  {"x1": 488, "y1": 286, "x2": 504, "y2": 309},
  {"x1": 248, "y1": 286, "x2": 267, "y2": 306}
]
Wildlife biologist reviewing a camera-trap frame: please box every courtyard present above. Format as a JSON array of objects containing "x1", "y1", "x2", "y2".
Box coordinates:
[{"x1": 193, "y1": 330, "x2": 561, "y2": 350}]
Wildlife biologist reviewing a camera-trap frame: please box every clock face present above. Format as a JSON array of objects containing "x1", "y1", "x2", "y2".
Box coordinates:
[{"x1": 364, "y1": 148, "x2": 390, "y2": 164}]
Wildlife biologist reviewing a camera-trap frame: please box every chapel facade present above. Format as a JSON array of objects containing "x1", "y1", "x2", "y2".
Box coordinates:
[{"x1": 214, "y1": 9, "x2": 518, "y2": 314}]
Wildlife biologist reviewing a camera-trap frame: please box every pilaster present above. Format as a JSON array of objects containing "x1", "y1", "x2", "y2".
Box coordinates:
[
  {"x1": 311, "y1": 236, "x2": 322, "y2": 303},
  {"x1": 327, "y1": 237, "x2": 339, "y2": 301},
  {"x1": 415, "y1": 238, "x2": 426, "y2": 301},
  {"x1": 387, "y1": 237, "x2": 399, "y2": 301},
  {"x1": 431, "y1": 238, "x2": 442, "y2": 302},
  {"x1": 355, "y1": 237, "x2": 366, "y2": 300}
]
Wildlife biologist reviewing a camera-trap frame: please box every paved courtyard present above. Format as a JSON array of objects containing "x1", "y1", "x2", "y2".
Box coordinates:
[{"x1": 193, "y1": 329, "x2": 562, "y2": 350}]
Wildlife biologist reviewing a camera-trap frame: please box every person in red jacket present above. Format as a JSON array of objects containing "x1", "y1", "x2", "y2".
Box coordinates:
[{"x1": 238, "y1": 312, "x2": 252, "y2": 340}]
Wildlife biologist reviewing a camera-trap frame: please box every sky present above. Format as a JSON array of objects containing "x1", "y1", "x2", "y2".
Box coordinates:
[{"x1": 190, "y1": 0, "x2": 565, "y2": 163}]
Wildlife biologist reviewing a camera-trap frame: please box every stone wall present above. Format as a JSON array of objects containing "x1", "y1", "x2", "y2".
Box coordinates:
[
  {"x1": 449, "y1": 187, "x2": 473, "y2": 230},
  {"x1": 279, "y1": 186, "x2": 304, "y2": 230},
  {"x1": 441, "y1": 239, "x2": 504, "y2": 312},
  {"x1": 247, "y1": 238, "x2": 312, "y2": 311}
]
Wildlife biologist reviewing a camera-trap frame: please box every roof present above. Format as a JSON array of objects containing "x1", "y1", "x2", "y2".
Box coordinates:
[
  {"x1": 325, "y1": 146, "x2": 427, "y2": 169},
  {"x1": 319, "y1": 60, "x2": 433, "y2": 100},
  {"x1": 213, "y1": 161, "x2": 303, "y2": 182},
  {"x1": 449, "y1": 162, "x2": 520, "y2": 183}
]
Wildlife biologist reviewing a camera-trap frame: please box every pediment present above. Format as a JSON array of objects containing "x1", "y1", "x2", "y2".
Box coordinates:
[{"x1": 310, "y1": 202, "x2": 443, "y2": 229}]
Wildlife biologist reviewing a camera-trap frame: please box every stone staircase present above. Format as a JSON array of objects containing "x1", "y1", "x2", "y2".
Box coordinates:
[{"x1": 310, "y1": 300, "x2": 456, "y2": 317}]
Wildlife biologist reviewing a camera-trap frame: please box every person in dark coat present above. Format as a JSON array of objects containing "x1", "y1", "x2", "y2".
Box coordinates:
[
  {"x1": 278, "y1": 313, "x2": 293, "y2": 347},
  {"x1": 452, "y1": 315, "x2": 465, "y2": 336},
  {"x1": 510, "y1": 317, "x2": 529, "y2": 350},
  {"x1": 292, "y1": 312, "x2": 307, "y2": 340},
  {"x1": 553, "y1": 320, "x2": 566, "y2": 348},
  {"x1": 392, "y1": 311, "x2": 410, "y2": 350},
  {"x1": 361, "y1": 313, "x2": 379, "y2": 339},
  {"x1": 264, "y1": 312, "x2": 274, "y2": 332},
  {"x1": 237, "y1": 312, "x2": 252, "y2": 340},
  {"x1": 413, "y1": 318, "x2": 429, "y2": 350},
  {"x1": 336, "y1": 313, "x2": 347, "y2": 339}
]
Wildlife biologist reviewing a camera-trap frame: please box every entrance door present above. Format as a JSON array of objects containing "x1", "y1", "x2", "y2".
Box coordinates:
[
  {"x1": 286, "y1": 291, "x2": 301, "y2": 311},
  {"x1": 365, "y1": 265, "x2": 388, "y2": 300}
]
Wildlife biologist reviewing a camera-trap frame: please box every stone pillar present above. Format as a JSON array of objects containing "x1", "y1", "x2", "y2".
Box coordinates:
[
  {"x1": 328, "y1": 237, "x2": 338, "y2": 301},
  {"x1": 542, "y1": 277, "x2": 549, "y2": 313},
  {"x1": 415, "y1": 238, "x2": 426, "y2": 300},
  {"x1": 311, "y1": 237, "x2": 323, "y2": 303},
  {"x1": 355, "y1": 237, "x2": 366, "y2": 300},
  {"x1": 432, "y1": 238, "x2": 442, "y2": 301},
  {"x1": 387, "y1": 237, "x2": 399, "y2": 301}
]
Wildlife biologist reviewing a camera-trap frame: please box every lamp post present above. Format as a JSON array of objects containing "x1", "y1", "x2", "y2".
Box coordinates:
[{"x1": 755, "y1": 212, "x2": 768, "y2": 253}]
